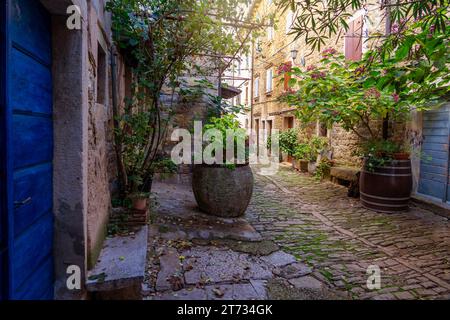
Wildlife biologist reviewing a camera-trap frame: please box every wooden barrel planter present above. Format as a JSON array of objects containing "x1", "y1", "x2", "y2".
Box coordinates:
[
  {"x1": 360, "y1": 159, "x2": 412, "y2": 213},
  {"x1": 192, "y1": 164, "x2": 254, "y2": 217}
]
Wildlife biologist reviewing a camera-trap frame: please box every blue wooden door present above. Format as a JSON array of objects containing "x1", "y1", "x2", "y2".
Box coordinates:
[
  {"x1": 0, "y1": 0, "x2": 7, "y2": 300},
  {"x1": 1, "y1": 0, "x2": 54, "y2": 300},
  {"x1": 418, "y1": 105, "x2": 450, "y2": 203}
]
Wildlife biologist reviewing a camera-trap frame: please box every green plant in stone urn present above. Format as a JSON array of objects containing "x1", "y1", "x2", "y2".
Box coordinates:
[{"x1": 192, "y1": 113, "x2": 253, "y2": 218}]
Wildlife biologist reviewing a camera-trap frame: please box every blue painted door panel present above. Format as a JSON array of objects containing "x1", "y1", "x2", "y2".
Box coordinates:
[
  {"x1": 1, "y1": 0, "x2": 54, "y2": 300},
  {"x1": 418, "y1": 105, "x2": 450, "y2": 202},
  {"x1": 0, "y1": 0, "x2": 8, "y2": 301}
]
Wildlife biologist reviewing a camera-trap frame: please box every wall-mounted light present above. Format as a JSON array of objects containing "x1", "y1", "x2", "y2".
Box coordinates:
[{"x1": 290, "y1": 48, "x2": 298, "y2": 61}]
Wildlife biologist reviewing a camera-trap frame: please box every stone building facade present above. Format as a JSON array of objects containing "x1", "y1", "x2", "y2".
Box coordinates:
[{"x1": 247, "y1": 0, "x2": 396, "y2": 165}]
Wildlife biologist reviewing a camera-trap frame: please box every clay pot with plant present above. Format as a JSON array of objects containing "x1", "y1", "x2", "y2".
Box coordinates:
[
  {"x1": 293, "y1": 143, "x2": 311, "y2": 172},
  {"x1": 128, "y1": 192, "x2": 150, "y2": 211},
  {"x1": 307, "y1": 136, "x2": 329, "y2": 174},
  {"x1": 278, "y1": 128, "x2": 300, "y2": 164}
]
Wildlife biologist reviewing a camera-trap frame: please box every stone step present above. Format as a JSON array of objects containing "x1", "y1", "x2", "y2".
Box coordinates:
[{"x1": 86, "y1": 226, "x2": 148, "y2": 300}]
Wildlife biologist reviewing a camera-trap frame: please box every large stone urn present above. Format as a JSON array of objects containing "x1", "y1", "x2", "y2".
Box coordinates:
[{"x1": 192, "y1": 164, "x2": 254, "y2": 217}]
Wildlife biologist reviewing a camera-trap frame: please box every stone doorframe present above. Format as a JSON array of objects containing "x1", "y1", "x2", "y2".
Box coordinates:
[{"x1": 41, "y1": 0, "x2": 89, "y2": 300}]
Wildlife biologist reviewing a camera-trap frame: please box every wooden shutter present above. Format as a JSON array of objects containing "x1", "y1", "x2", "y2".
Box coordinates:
[
  {"x1": 345, "y1": 16, "x2": 363, "y2": 61},
  {"x1": 284, "y1": 72, "x2": 291, "y2": 91}
]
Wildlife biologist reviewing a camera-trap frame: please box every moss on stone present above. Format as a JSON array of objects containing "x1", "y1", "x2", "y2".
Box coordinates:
[
  {"x1": 212, "y1": 239, "x2": 279, "y2": 256},
  {"x1": 266, "y1": 278, "x2": 342, "y2": 300}
]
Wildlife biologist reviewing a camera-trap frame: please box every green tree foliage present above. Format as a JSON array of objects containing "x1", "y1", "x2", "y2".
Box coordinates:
[
  {"x1": 280, "y1": 20, "x2": 449, "y2": 142},
  {"x1": 277, "y1": 0, "x2": 449, "y2": 52},
  {"x1": 106, "y1": 0, "x2": 252, "y2": 195}
]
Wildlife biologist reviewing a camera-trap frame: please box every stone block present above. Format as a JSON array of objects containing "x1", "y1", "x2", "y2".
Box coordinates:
[
  {"x1": 260, "y1": 251, "x2": 297, "y2": 268},
  {"x1": 86, "y1": 226, "x2": 148, "y2": 299},
  {"x1": 330, "y1": 166, "x2": 360, "y2": 182}
]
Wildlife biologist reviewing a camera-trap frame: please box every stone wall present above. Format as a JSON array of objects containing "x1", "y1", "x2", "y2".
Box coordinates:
[
  {"x1": 85, "y1": 0, "x2": 141, "y2": 268},
  {"x1": 48, "y1": 0, "x2": 128, "y2": 299}
]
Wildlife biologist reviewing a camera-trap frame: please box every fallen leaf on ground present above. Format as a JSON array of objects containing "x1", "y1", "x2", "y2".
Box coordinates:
[{"x1": 212, "y1": 288, "x2": 224, "y2": 298}]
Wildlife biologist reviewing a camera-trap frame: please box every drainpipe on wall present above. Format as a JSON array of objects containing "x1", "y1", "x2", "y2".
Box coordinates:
[
  {"x1": 382, "y1": 0, "x2": 391, "y2": 140},
  {"x1": 250, "y1": 42, "x2": 255, "y2": 131}
]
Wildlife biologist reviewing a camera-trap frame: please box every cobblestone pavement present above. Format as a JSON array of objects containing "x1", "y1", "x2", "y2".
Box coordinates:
[
  {"x1": 247, "y1": 164, "x2": 450, "y2": 300},
  {"x1": 144, "y1": 181, "x2": 344, "y2": 300}
]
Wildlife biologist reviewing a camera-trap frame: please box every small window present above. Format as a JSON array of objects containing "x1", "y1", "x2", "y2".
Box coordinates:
[
  {"x1": 286, "y1": 10, "x2": 294, "y2": 34},
  {"x1": 97, "y1": 43, "x2": 107, "y2": 105},
  {"x1": 266, "y1": 69, "x2": 273, "y2": 93},
  {"x1": 254, "y1": 77, "x2": 259, "y2": 98},
  {"x1": 284, "y1": 116, "x2": 294, "y2": 129},
  {"x1": 245, "y1": 86, "x2": 249, "y2": 104}
]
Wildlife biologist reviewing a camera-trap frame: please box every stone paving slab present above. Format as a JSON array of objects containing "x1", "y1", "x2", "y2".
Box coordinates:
[
  {"x1": 273, "y1": 262, "x2": 312, "y2": 279},
  {"x1": 261, "y1": 250, "x2": 297, "y2": 267},
  {"x1": 182, "y1": 247, "x2": 273, "y2": 284},
  {"x1": 156, "y1": 248, "x2": 183, "y2": 291}
]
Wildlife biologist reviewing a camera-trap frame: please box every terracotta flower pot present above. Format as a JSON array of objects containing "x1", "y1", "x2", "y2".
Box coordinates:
[
  {"x1": 299, "y1": 160, "x2": 309, "y2": 172},
  {"x1": 286, "y1": 155, "x2": 293, "y2": 163},
  {"x1": 292, "y1": 159, "x2": 300, "y2": 170},
  {"x1": 393, "y1": 152, "x2": 410, "y2": 160},
  {"x1": 130, "y1": 196, "x2": 149, "y2": 211}
]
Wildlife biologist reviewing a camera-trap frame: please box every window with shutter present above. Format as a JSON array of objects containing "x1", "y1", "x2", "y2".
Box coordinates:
[
  {"x1": 345, "y1": 15, "x2": 363, "y2": 61},
  {"x1": 286, "y1": 10, "x2": 294, "y2": 34},
  {"x1": 254, "y1": 77, "x2": 259, "y2": 98},
  {"x1": 266, "y1": 69, "x2": 273, "y2": 93}
]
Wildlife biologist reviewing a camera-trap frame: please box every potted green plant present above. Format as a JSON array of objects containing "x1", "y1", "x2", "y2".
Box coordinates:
[
  {"x1": 192, "y1": 114, "x2": 253, "y2": 218},
  {"x1": 128, "y1": 192, "x2": 150, "y2": 211},
  {"x1": 293, "y1": 143, "x2": 310, "y2": 172},
  {"x1": 314, "y1": 158, "x2": 334, "y2": 180},
  {"x1": 279, "y1": 128, "x2": 299, "y2": 164},
  {"x1": 307, "y1": 136, "x2": 329, "y2": 174}
]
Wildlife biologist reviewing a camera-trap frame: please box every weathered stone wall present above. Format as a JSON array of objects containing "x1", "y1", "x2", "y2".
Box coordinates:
[{"x1": 86, "y1": 0, "x2": 128, "y2": 268}]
